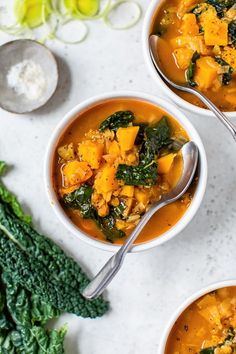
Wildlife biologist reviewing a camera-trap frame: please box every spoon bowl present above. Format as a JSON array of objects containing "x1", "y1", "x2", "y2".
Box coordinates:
[
  {"x1": 149, "y1": 34, "x2": 236, "y2": 141},
  {"x1": 82, "y1": 141, "x2": 199, "y2": 300}
]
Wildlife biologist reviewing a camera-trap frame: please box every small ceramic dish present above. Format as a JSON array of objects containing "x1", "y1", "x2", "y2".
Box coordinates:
[
  {"x1": 159, "y1": 280, "x2": 236, "y2": 353},
  {"x1": 142, "y1": 0, "x2": 236, "y2": 118},
  {"x1": 44, "y1": 91, "x2": 207, "y2": 253},
  {"x1": 0, "y1": 39, "x2": 58, "y2": 114}
]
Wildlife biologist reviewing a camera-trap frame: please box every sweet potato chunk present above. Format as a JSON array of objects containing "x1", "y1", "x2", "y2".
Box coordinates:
[
  {"x1": 94, "y1": 165, "x2": 118, "y2": 194},
  {"x1": 181, "y1": 14, "x2": 199, "y2": 35},
  {"x1": 116, "y1": 126, "x2": 139, "y2": 151},
  {"x1": 78, "y1": 140, "x2": 104, "y2": 169},
  {"x1": 158, "y1": 153, "x2": 176, "y2": 174},
  {"x1": 120, "y1": 185, "x2": 134, "y2": 197},
  {"x1": 194, "y1": 56, "x2": 220, "y2": 90},
  {"x1": 204, "y1": 18, "x2": 228, "y2": 46},
  {"x1": 173, "y1": 48, "x2": 194, "y2": 70},
  {"x1": 63, "y1": 161, "x2": 92, "y2": 186}
]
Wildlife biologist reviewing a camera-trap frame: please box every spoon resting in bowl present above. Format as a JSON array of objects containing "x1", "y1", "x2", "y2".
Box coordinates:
[
  {"x1": 149, "y1": 34, "x2": 236, "y2": 142},
  {"x1": 82, "y1": 141, "x2": 199, "y2": 300}
]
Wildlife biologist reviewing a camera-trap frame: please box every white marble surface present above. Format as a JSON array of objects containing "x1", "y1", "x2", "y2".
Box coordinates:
[{"x1": 0, "y1": 2, "x2": 236, "y2": 353}]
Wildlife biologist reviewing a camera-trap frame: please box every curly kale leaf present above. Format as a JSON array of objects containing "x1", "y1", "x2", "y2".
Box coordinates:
[
  {"x1": 116, "y1": 117, "x2": 170, "y2": 186},
  {"x1": 0, "y1": 202, "x2": 108, "y2": 318},
  {"x1": 99, "y1": 111, "x2": 135, "y2": 131},
  {"x1": 207, "y1": 0, "x2": 235, "y2": 17},
  {"x1": 215, "y1": 56, "x2": 234, "y2": 85},
  {"x1": 186, "y1": 51, "x2": 200, "y2": 87},
  {"x1": 63, "y1": 185, "x2": 125, "y2": 242},
  {"x1": 0, "y1": 184, "x2": 31, "y2": 225},
  {"x1": 229, "y1": 20, "x2": 236, "y2": 47}
]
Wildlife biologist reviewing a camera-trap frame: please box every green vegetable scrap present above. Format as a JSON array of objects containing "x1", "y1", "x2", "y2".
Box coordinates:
[{"x1": 206, "y1": 0, "x2": 235, "y2": 17}]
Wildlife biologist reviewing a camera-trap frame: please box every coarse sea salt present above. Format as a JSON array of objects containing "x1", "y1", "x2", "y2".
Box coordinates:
[{"x1": 7, "y1": 59, "x2": 46, "y2": 101}]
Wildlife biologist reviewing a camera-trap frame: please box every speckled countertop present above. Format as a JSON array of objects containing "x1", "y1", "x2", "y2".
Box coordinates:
[{"x1": 0, "y1": 1, "x2": 236, "y2": 353}]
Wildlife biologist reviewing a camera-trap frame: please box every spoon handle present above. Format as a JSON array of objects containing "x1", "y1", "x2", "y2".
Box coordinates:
[
  {"x1": 82, "y1": 200, "x2": 166, "y2": 300},
  {"x1": 191, "y1": 90, "x2": 236, "y2": 141}
]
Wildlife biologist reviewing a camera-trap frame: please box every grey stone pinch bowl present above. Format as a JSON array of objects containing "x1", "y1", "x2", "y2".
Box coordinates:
[{"x1": 0, "y1": 39, "x2": 58, "y2": 114}]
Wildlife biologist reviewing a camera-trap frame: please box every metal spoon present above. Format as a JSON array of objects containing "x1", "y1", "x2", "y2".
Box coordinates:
[
  {"x1": 82, "y1": 141, "x2": 199, "y2": 300},
  {"x1": 149, "y1": 34, "x2": 236, "y2": 141}
]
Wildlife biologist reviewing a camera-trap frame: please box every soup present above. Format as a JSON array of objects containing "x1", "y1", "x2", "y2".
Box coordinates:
[
  {"x1": 152, "y1": 0, "x2": 236, "y2": 111},
  {"x1": 165, "y1": 286, "x2": 236, "y2": 353},
  {"x1": 53, "y1": 99, "x2": 195, "y2": 244}
]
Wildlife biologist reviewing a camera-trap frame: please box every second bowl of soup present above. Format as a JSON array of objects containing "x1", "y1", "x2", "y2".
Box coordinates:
[
  {"x1": 160, "y1": 280, "x2": 236, "y2": 354},
  {"x1": 143, "y1": 0, "x2": 236, "y2": 117},
  {"x1": 45, "y1": 91, "x2": 207, "y2": 252}
]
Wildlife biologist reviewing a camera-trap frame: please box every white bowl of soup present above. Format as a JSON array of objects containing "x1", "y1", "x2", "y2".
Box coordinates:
[
  {"x1": 160, "y1": 280, "x2": 236, "y2": 354},
  {"x1": 143, "y1": 0, "x2": 236, "y2": 117},
  {"x1": 45, "y1": 91, "x2": 207, "y2": 252}
]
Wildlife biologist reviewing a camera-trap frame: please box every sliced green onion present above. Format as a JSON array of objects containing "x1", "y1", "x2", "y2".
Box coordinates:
[{"x1": 104, "y1": 0, "x2": 141, "y2": 30}]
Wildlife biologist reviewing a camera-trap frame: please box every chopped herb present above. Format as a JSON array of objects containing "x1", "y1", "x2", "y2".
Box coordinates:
[{"x1": 186, "y1": 51, "x2": 200, "y2": 87}]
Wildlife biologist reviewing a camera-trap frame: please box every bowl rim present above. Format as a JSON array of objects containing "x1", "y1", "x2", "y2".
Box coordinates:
[
  {"x1": 142, "y1": 0, "x2": 236, "y2": 118},
  {"x1": 0, "y1": 39, "x2": 59, "y2": 114},
  {"x1": 159, "y1": 279, "x2": 236, "y2": 353},
  {"x1": 44, "y1": 90, "x2": 207, "y2": 253}
]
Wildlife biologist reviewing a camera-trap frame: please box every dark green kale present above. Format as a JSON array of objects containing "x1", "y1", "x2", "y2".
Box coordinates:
[
  {"x1": 99, "y1": 111, "x2": 135, "y2": 131},
  {"x1": 207, "y1": 0, "x2": 235, "y2": 17},
  {"x1": 116, "y1": 117, "x2": 171, "y2": 186},
  {"x1": 0, "y1": 183, "x2": 31, "y2": 225},
  {"x1": 229, "y1": 20, "x2": 236, "y2": 47},
  {"x1": 98, "y1": 214, "x2": 125, "y2": 243},
  {"x1": 215, "y1": 56, "x2": 234, "y2": 85},
  {"x1": 63, "y1": 185, "x2": 125, "y2": 242},
  {"x1": 186, "y1": 51, "x2": 200, "y2": 87},
  {"x1": 116, "y1": 162, "x2": 158, "y2": 186},
  {"x1": 64, "y1": 184, "x2": 95, "y2": 218},
  {"x1": 145, "y1": 116, "x2": 171, "y2": 154},
  {"x1": 0, "y1": 201, "x2": 108, "y2": 318},
  {"x1": 0, "y1": 274, "x2": 66, "y2": 354},
  {"x1": 134, "y1": 123, "x2": 148, "y2": 145}
]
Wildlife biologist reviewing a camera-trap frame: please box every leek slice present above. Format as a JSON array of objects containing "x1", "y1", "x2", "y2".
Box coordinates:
[
  {"x1": 54, "y1": 19, "x2": 88, "y2": 43},
  {"x1": 104, "y1": 0, "x2": 141, "y2": 30},
  {"x1": 14, "y1": 0, "x2": 51, "y2": 28},
  {"x1": 64, "y1": 0, "x2": 99, "y2": 16}
]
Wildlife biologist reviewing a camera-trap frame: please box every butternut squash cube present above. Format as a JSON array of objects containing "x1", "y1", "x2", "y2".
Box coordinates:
[
  {"x1": 181, "y1": 14, "x2": 199, "y2": 36},
  {"x1": 63, "y1": 161, "x2": 92, "y2": 186},
  {"x1": 222, "y1": 47, "x2": 236, "y2": 72},
  {"x1": 116, "y1": 126, "x2": 139, "y2": 151},
  {"x1": 177, "y1": 0, "x2": 198, "y2": 17},
  {"x1": 78, "y1": 140, "x2": 104, "y2": 169},
  {"x1": 158, "y1": 153, "x2": 176, "y2": 174},
  {"x1": 121, "y1": 185, "x2": 134, "y2": 197},
  {"x1": 108, "y1": 140, "x2": 120, "y2": 156},
  {"x1": 94, "y1": 165, "x2": 118, "y2": 194},
  {"x1": 173, "y1": 48, "x2": 194, "y2": 70},
  {"x1": 134, "y1": 188, "x2": 149, "y2": 205},
  {"x1": 194, "y1": 56, "x2": 220, "y2": 90},
  {"x1": 204, "y1": 18, "x2": 228, "y2": 46}
]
